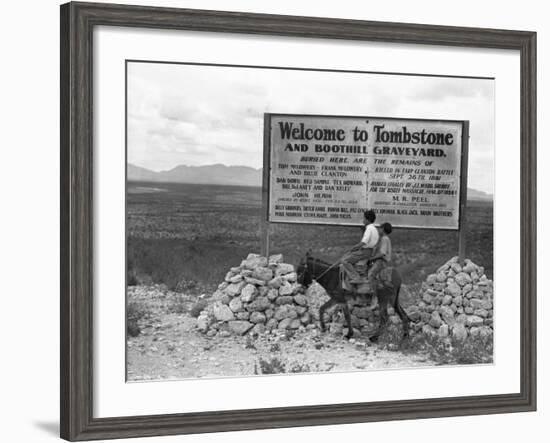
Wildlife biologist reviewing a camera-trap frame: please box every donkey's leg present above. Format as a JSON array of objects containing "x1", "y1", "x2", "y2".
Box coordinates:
[
  {"x1": 342, "y1": 301, "x2": 354, "y2": 339},
  {"x1": 393, "y1": 287, "x2": 410, "y2": 338},
  {"x1": 370, "y1": 289, "x2": 389, "y2": 340},
  {"x1": 319, "y1": 298, "x2": 337, "y2": 332}
]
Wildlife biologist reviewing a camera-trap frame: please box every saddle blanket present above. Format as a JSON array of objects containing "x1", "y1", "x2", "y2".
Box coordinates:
[{"x1": 340, "y1": 262, "x2": 394, "y2": 294}]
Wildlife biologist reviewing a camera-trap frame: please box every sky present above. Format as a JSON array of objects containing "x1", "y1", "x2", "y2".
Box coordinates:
[{"x1": 127, "y1": 62, "x2": 494, "y2": 194}]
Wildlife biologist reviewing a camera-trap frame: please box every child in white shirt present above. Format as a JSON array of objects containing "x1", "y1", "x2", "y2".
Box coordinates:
[{"x1": 341, "y1": 209, "x2": 379, "y2": 282}]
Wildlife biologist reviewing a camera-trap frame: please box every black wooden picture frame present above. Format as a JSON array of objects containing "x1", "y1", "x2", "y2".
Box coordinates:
[{"x1": 60, "y1": 2, "x2": 536, "y2": 441}]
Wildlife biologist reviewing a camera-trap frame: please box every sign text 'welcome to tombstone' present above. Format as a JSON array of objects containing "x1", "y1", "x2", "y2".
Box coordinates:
[{"x1": 264, "y1": 114, "x2": 467, "y2": 229}]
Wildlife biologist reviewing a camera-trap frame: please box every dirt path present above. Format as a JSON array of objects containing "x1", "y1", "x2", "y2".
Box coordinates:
[{"x1": 127, "y1": 286, "x2": 435, "y2": 381}]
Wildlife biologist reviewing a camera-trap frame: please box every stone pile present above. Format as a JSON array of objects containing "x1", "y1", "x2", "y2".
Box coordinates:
[
  {"x1": 196, "y1": 254, "x2": 314, "y2": 337},
  {"x1": 407, "y1": 257, "x2": 493, "y2": 340}
]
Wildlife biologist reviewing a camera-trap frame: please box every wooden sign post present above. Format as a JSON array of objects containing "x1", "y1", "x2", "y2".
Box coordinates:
[
  {"x1": 260, "y1": 114, "x2": 271, "y2": 257},
  {"x1": 458, "y1": 121, "x2": 470, "y2": 265}
]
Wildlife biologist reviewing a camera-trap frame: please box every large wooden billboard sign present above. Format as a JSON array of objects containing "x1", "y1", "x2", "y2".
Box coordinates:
[{"x1": 263, "y1": 113, "x2": 469, "y2": 232}]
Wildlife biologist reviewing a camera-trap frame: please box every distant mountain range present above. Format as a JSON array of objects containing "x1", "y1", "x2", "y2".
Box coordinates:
[
  {"x1": 128, "y1": 163, "x2": 263, "y2": 187},
  {"x1": 465, "y1": 188, "x2": 493, "y2": 201},
  {"x1": 128, "y1": 163, "x2": 493, "y2": 201}
]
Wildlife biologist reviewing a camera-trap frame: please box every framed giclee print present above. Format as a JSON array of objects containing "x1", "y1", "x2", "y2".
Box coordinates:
[{"x1": 60, "y1": 1, "x2": 537, "y2": 441}]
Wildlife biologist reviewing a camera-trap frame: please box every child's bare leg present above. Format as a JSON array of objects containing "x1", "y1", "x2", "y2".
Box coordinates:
[{"x1": 342, "y1": 261, "x2": 361, "y2": 280}]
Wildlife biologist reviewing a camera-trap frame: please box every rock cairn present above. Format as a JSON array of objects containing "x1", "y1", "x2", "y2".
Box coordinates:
[
  {"x1": 407, "y1": 257, "x2": 493, "y2": 340},
  {"x1": 197, "y1": 254, "x2": 314, "y2": 337}
]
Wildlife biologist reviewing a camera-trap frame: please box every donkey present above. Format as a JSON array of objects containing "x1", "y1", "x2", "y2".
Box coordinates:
[{"x1": 296, "y1": 252, "x2": 409, "y2": 340}]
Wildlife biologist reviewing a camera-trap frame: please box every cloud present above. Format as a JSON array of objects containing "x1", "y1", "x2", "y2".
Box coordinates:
[
  {"x1": 127, "y1": 62, "x2": 495, "y2": 194},
  {"x1": 409, "y1": 77, "x2": 494, "y2": 102}
]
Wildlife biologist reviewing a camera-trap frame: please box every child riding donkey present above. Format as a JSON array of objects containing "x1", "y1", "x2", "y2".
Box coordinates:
[
  {"x1": 340, "y1": 209, "x2": 393, "y2": 307},
  {"x1": 296, "y1": 210, "x2": 405, "y2": 340}
]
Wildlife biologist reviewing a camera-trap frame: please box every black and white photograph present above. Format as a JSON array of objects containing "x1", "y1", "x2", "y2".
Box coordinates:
[{"x1": 125, "y1": 61, "x2": 495, "y2": 381}]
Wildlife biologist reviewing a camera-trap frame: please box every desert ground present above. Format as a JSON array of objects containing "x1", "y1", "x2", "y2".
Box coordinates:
[{"x1": 126, "y1": 181, "x2": 493, "y2": 381}]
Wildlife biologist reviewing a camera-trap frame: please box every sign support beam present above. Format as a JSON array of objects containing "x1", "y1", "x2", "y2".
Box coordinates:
[
  {"x1": 260, "y1": 114, "x2": 271, "y2": 257},
  {"x1": 458, "y1": 121, "x2": 470, "y2": 265}
]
